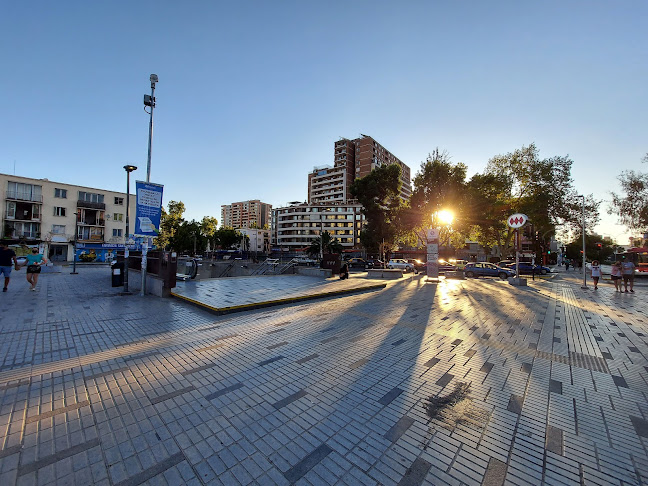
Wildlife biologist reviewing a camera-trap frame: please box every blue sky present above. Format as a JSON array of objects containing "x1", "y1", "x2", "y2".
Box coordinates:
[{"x1": 1, "y1": 1, "x2": 646, "y2": 244}]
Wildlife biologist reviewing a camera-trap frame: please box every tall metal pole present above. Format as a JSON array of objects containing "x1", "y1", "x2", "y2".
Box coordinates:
[
  {"x1": 142, "y1": 74, "x2": 157, "y2": 296},
  {"x1": 581, "y1": 195, "x2": 587, "y2": 289},
  {"x1": 124, "y1": 169, "x2": 131, "y2": 294},
  {"x1": 70, "y1": 211, "x2": 78, "y2": 274}
]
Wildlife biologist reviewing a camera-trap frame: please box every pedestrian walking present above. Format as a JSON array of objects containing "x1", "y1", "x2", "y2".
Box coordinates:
[
  {"x1": 565, "y1": 259, "x2": 570, "y2": 271},
  {"x1": 590, "y1": 260, "x2": 601, "y2": 290},
  {"x1": 621, "y1": 258, "x2": 635, "y2": 293},
  {"x1": 25, "y1": 247, "x2": 48, "y2": 291},
  {"x1": 339, "y1": 262, "x2": 349, "y2": 280},
  {"x1": 0, "y1": 242, "x2": 20, "y2": 292},
  {"x1": 611, "y1": 261, "x2": 622, "y2": 292}
]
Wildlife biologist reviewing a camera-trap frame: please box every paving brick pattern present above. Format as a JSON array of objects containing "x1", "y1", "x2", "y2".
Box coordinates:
[{"x1": 0, "y1": 267, "x2": 646, "y2": 485}]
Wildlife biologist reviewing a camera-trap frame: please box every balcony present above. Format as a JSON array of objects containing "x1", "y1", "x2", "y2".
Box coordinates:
[
  {"x1": 77, "y1": 199, "x2": 106, "y2": 210},
  {"x1": 78, "y1": 219, "x2": 106, "y2": 226},
  {"x1": 5, "y1": 191, "x2": 43, "y2": 203}
]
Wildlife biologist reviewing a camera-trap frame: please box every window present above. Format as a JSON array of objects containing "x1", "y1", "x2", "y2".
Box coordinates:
[
  {"x1": 78, "y1": 191, "x2": 104, "y2": 204},
  {"x1": 113, "y1": 213, "x2": 123, "y2": 222},
  {"x1": 54, "y1": 207, "x2": 66, "y2": 217},
  {"x1": 114, "y1": 197, "x2": 124, "y2": 205},
  {"x1": 113, "y1": 229, "x2": 123, "y2": 237},
  {"x1": 52, "y1": 225, "x2": 65, "y2": 234},
  {"x1": 54, "y1": 188, "x2": 67, "y2": 198}
]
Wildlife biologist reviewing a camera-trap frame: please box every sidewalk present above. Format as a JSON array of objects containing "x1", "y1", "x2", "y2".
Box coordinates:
[{"x1": 0, "y1": 267, "x2": 646, "y2": 485}]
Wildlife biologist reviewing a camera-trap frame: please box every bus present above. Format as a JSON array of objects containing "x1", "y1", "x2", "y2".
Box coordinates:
[{"x1": 614, "y1": 247, "x2": 648, "y2": 273}]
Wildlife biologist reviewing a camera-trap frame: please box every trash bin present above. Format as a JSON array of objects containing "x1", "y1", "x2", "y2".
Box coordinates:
[{"x1": 111, "y1": 261, "x2": 124, "y2": 287}]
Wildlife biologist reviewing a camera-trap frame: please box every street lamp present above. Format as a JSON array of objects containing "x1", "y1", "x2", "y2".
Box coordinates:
[
  {"x1": 141, "y1": 73, "x2": 158, "y2": 296},
  {"x1": 123, "y1": 165, "x2": 137, "y2": 294},
  {"x1": 70, "y1": 210, "x2": 79, "y2": 274},
  {"x1": 581, "y1": 195, "x2": 587, "y2": 289}
]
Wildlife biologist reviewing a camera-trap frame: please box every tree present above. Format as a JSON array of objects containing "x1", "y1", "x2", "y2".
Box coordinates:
[
  {"x1": 564, "y1": 233, "x2": 615, "y2": 262},
  {"x1": 173, "y1": 220, "x2": 206, "y2": 254},
  {"x1": 214, "y1": 227, "x2": 240, "y2": 249},
  {"x1": 609, "y1": 154, "x2": 648, "y2": 232},
  {"x1": 406, "y1": 149, "x2": 470, "y2": 249},
  {"x1": 475, "y1": 143, "x2": 599, "y2": 257},
  {"x1": 155, "y1": 201, "x2": 185, "y2": 250},
  {"x1": 307, "y1": 231, "x2": 343, "y2": 259},
  {"x1": 201, "y1": 216, "x2": 219, "y2": 251},
  {"x1": 350, "y1": 164, "x2": 402, "y2": 255}
]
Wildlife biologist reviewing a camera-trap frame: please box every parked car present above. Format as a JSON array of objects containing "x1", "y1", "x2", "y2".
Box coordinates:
[
  {"x1": 497, "y1": 260, "x2": 516, "y2": 267},
  {"x1": 347, "y1": 258, "x2": 369, "y2": 269},
  {"x1": 387, "y1": 259, "x2": 415, "y2": 272},
  {"x1": 407, "y1": 259, "x2": 426, "y2": 272},
  {"x1": 503, "y1": 262, "x2": 551, "y2": 275},
  {"x1": 437, "y1": 259, "x2": 458, "y2": 273},
  {"x1": 464, "y1": 262, "x2": 515, "y2": 279},
  {"x1": 453, "y1": 259, "x2": 468, "y2": 270},
  {"x1": 365, "y1": 259, "x2": 384, "y2": 269}
]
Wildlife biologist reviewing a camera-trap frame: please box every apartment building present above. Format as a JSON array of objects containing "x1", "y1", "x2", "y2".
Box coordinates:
[
  {"x1": 307, "y1": 135, "x2": 412, "y2": 204},
  {"x1": 1, "y1": 174, "x2": 135, "y2": 262},
  {"x1": 221, "y1": 200, "x2": 272, "y2": 229},
  {"x1": 271, "y1": 202, "x2": 365, "y2": 252}
]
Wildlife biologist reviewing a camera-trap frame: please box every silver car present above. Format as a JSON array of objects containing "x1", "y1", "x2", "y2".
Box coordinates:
[{"x1": 387, "y1": 259, "x2": 415, "y2": 272}]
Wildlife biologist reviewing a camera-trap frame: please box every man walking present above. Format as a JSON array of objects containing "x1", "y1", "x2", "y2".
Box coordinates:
[
  {"x1": 621, "y1": 258, "x2": 636, "y2": 293},
  {"x1": 0, "y1": 242, "x2": 20, "y2": 292}
]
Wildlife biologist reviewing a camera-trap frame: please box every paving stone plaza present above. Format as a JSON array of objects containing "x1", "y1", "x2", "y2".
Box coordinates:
[{"x1": 0, "y1": 266, "x2": 646, "y2": 486}]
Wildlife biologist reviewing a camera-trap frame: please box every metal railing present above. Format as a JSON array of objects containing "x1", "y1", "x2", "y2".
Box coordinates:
[{"x1": 251, "y1": 258, "x2": 280, "y2": 276}]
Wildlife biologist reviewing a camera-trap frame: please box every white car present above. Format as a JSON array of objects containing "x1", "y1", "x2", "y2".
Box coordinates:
[{"x1": 387, "y1": 259, "x2": 415, "y2": 272}]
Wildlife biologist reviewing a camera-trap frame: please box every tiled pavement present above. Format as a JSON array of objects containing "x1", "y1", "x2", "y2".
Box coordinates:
[
  {"x1": 170, "y1": 274, "x2": 389, "y2": 314},
  {"x1": 0, "y1": 266, "x2": 646, "y2": 485}
]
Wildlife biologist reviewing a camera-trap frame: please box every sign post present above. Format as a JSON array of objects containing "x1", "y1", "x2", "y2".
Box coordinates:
[
  {"x1": 135, "y1": 181, "x2": 164, "y2": 296},
  {"x1": 426, "y1": 228, "x2": 440, "y2": 281},
  {"x1": 507, "y1": 213, "x2": 528, "y2": 286}
]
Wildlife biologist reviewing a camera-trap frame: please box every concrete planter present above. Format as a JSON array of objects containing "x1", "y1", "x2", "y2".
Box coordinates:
[
  {"x1": 367, "y1": 269, "x2": 403, "y2": 279},
  {"x1": 508, "y1": 277, "x2": 528, "y2": 286}
]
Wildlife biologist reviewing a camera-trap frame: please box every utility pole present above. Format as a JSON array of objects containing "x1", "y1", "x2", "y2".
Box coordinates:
[{"x1": 141, "y1": 74, "x2": 158, "y2": 296}]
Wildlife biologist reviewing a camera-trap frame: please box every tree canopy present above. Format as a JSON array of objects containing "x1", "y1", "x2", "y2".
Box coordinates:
[
  {"x1": 350, "y1": 163, "x2": 402, "y2": 254},
  {"x1": 609, "y1": 154, "x2": 648, "y2": 233}
]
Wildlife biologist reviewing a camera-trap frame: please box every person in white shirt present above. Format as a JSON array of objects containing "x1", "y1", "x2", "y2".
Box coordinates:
[{"x1": 590, "y1": 260, "x2": 602, "y2": 290}]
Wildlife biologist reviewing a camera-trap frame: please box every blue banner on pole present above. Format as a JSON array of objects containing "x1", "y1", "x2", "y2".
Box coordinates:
[{"x1": 135, "y1": 181, "x2": 163, "y2": 237}]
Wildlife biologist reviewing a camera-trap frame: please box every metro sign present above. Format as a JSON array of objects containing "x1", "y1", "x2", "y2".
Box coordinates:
[{"x1": 507, "y1": 213, "x2": 528, "y2": 228}]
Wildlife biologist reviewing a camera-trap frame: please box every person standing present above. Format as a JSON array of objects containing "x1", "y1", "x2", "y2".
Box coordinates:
[
  {"x1": 590, "y1": 260, "x2": 602, "y2": 290},
  {"x1": 25, "y1": 247, "x2": 48, "y2": 291},
  {"x1": 565, "y1": 259, "x2": 570, "y2": 271},
  {"x1": 611, "y1": 261, "x2": 622, "y2": 292},
  {"x1": 621, "y1": 258, "x2": 635, "y2": 293},
  {"x1": 0, "y1": 242, "x2": 20, "y2": 292}
]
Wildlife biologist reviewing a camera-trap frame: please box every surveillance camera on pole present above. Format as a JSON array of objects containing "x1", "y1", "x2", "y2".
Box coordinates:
[{"x1": 141, "y1": 74, "x2": 158, "y2": 296}]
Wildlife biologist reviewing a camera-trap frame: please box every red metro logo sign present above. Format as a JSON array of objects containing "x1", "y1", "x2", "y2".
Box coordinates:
[{"x1": 507, "y1": 213, "x2": 528, "y2": 228}]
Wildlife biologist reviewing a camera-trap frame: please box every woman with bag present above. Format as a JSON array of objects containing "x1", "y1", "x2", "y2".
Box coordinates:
[{"x1": 25, "y1": 247, "x2": 48, "y2": 291}]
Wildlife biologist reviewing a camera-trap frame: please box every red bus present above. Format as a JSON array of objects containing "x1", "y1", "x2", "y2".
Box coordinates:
[{"x1": 615, "y1": 247, "x2": 648, "y2": 273}]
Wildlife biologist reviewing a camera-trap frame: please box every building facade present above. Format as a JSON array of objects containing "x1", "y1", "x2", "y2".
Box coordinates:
[
  {"x1": 307, "y1": 135, "x2": 412, "y2": 204},
  {"x1": 221, "y1": 200, "x2": 272, "y2": 229},
  {"x1": 237, "y1": 228, "x2": 270, "y2": 253},
  {"x1": 271, "y1": 202, "x2": 365, "y2": 252},
  {"x1": 1, "y1": 174, "x2": 135, "y2": 262}
]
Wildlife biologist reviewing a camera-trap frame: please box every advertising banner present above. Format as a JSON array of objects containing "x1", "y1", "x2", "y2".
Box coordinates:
[{"x1": 135, "y1": 181, "x2": 164, "y2": 237}]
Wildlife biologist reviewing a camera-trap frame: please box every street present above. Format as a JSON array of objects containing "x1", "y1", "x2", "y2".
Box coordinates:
[{"x1": 0, "y1": 267, "x2": 646, "y2": 485}]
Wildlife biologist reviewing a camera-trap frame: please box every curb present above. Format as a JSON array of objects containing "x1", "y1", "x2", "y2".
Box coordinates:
[{"x1": 171, "y1": 282, "x2": 387, "y2": 315}]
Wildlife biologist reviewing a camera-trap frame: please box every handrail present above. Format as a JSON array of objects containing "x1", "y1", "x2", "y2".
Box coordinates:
[
  {"x1": 218, "y1": 261, "x2": 235, "y2": 278},
  {"x1": 278, "y1": 259, "x2": 299, "y2": 274},
  {"x1": 251, "y1": 258, "x2": 279, "y2": 276}
]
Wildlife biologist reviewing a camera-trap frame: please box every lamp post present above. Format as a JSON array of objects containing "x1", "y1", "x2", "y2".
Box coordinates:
[
  {"x1": 581, "y1": 195, "x2": 587, "y2": 289},
  {"x1": 70, "y1": 211, "x2": 79, "y2": 274},
  {"x1": 141, "y1": 74, "x2": 158, "y2": 296},
  {"x1": 123, "y1": 165, "x2": 137, "y2": 294}
]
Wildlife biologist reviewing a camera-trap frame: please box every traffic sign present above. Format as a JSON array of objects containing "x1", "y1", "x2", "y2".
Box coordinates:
[{"x1": 507, "y1": 213, "x2": 528, "y2": 228}]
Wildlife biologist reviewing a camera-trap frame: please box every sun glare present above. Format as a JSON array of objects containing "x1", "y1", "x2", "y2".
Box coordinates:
[{"x1": 437, "y1": 209, "x2": 454, "y2": 225}]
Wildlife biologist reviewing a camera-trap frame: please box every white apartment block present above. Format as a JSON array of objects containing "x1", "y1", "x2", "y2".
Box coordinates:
[
  {"x1": 307, "y1": 164, "x2": 350, "y2": 204},
  {"x1": 271, "y1": 202, "x2": 365, "y2": 251},
  {"x1": 221, "y1": 200, "x2": 272, "y2": 229},
  {"x1": 1, "y1": 174, "x2": 135, "y2": 262},
  {"x1": 237, "y1": 228, "x2": 270, "y2": 253}
]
